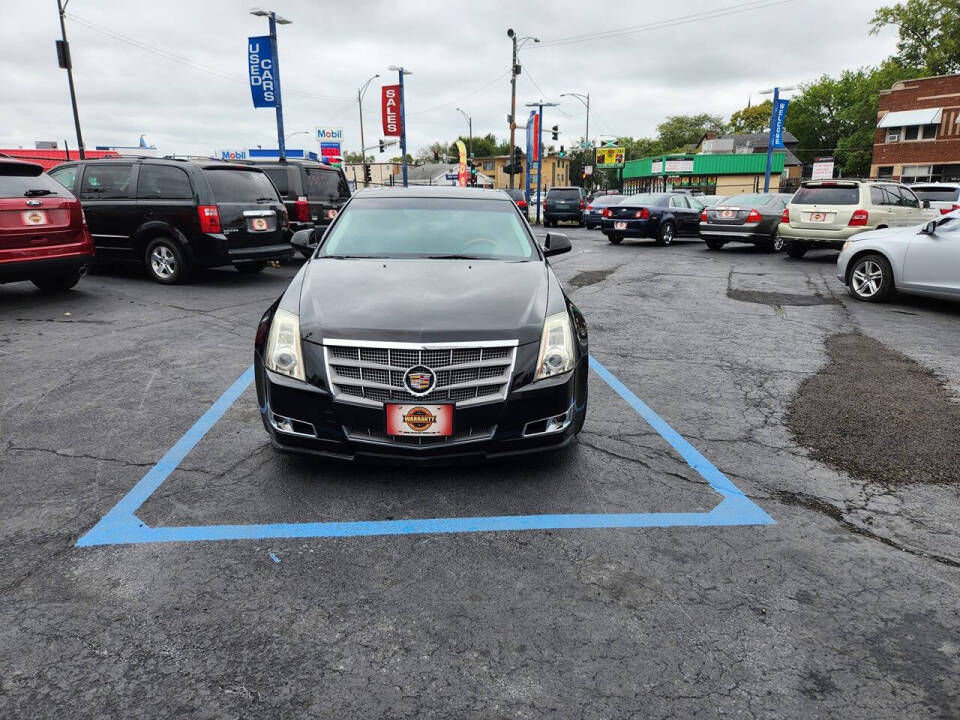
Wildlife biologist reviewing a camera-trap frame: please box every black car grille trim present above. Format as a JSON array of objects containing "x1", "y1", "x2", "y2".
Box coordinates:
[
  {"x1": 324, "y1": 340, "x2": 518, "y2": 409},
  {"x1": 344, "y1": 424, "x2": 497, "y2": 448}
]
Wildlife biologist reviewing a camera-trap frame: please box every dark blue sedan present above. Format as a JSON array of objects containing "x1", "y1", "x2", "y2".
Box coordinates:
[
  {"x1": 600, "y1": 193, "x2": 703, "y2": 246},
  {"x1": 583, "y1": 194, "x2": 624, "y2": 229}
]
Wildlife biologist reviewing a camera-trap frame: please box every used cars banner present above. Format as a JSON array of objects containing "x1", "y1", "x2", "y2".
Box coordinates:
[
  {"x1": 247, "y1": 36, "x2": 276, "y2": 108},
  {"x1": 382, "y1": 84, "x2": 401, "y2": 137}
]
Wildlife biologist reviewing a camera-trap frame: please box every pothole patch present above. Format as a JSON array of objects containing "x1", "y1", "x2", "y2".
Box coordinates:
[
  {"x1": 569, "y1": 268, "x2": 617, "y2": 288},
  {"x1": 786, "y1": 332, "x2": 960, "y2": 485},
  {"x1": 726, "y1": 288, "x2": 840, "y2": 306}
]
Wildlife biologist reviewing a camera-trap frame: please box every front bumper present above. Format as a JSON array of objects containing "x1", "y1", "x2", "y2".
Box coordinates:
[{"x1": 254, "y1": 354, "x2": 588, "y2": 465}]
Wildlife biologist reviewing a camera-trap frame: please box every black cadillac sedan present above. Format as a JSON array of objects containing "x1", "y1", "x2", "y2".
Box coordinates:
[
  {"x1": 600, "y1": 192, "x2": 703, "y2": 246},
  {"x1": 698, "y1": 192, "x2": 794, "y2": 252},
  {"x1": 254, "y1": 187, "x2": 588, "y2": 464}
]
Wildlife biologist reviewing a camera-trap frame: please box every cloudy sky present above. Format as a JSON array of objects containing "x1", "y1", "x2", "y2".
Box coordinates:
[{"x1": 1, "y1": 0, "x2": 899, "y2": 158}]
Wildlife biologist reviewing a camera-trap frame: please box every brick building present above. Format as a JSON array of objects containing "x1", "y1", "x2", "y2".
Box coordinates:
[{"x1": 870, "y1": 73, "x2": 960, "y2": 183}]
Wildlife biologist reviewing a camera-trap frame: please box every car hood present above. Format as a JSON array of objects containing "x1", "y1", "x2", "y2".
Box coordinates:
[
  {"x1": 848, "y1": 225, "x2": 915, "y2": 243},
  {"x1": 298, "y1": 258, "x2": 549, "y2": 345}
]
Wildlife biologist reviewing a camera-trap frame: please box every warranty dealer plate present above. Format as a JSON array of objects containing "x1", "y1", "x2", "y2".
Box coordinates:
[{"x1": 386, "y1": 404, "x2": 453, "y2": 437}]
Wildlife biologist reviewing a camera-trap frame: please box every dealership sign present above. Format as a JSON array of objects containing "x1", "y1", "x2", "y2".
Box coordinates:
[
  {"x1": 771, "y1": 98, "x2": 790, "y2": 148},
  {"x1": 247, "y1": 36, "x2": 276, "y2": 108},
  {"x1": 382, "y1": 85, "x2": 401, "y2": 136},
  {"x1": 811, "y1": 156, "x2": 835, "y2": 180}
]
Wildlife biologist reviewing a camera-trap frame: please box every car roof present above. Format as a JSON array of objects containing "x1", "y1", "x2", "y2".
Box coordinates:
[{"x1": 353, "y1": 186, "x2": 512, "y2": 201}]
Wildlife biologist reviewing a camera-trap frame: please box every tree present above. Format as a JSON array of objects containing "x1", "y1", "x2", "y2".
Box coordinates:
[
  {"x1": 446, "y1": 133, "x2": 508, "y2": 159},
  {"x1": 343, "y1": 151, "x2": 372, "y2": 163},
  {"x1": 655, "y1": 114, "x2": 726, "y2": 152},
  {"x1": 870, "y1": 0, "x2": 960, "y2": 75},
  {"x1": 728, "y1": 100, "x2": 773, "y2": 134}
]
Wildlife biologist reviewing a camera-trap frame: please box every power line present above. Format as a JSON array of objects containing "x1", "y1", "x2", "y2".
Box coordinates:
[
  {"x1": 406, "y1": 70, "x2": 511, "y2": 117},
  {"x1": 66, "y1": 13, "x2": 353, "y2": 102},
  {"x1": 533, "y1": 0, "x2": 792, "y2": 48}
]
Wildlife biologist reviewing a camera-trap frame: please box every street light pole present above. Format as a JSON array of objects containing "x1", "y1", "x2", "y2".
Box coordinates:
[
  {"x1": 251, "y1": 8, "x2": 292, "y2": 161},
  {"x1": 357, "y1": 73, "x2": 379, "y2": 178},
  {"x1": 389, "y1": 66, "x2": 412, "y2": 187},
  {"x1": 456, "y1": 107, "x2": 472, "y2": 157},
  {"x1": 560, "y1": 92, "x2": 590, "y2": 149},
  {"x1": 56, "y1": 0, "x2": 85, "y2": 159}
]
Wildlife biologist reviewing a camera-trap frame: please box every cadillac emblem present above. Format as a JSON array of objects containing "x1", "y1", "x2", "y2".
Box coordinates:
[{"x1": 403, "y1": 365, "x2": 436, "y2": 396}]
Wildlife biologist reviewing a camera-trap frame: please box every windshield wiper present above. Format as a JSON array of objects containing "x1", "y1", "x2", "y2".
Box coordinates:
[
  {"x1": 426, "y1": 254, "x2": 488, "y2": 260},
  {"x1": 323, "y1": 254, "x2": 388, "y2": 259},
  {"x1": 24, "y1": 189, "x2": 56, "y2": 197},
  {"x1": 255, "y1": 197, "x2": 277, "y2": 203}
]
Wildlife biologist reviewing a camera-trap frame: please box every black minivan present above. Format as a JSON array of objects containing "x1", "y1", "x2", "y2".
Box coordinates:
[
  {"x1": 48, "y1": 158, "x2": 293, "y2": 283},
  {"x1": 242, "y1": 160, "x2": 351, "y2": 254}
]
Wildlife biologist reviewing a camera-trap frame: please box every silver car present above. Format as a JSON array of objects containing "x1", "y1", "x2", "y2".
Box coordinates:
[{"x1": 836, "y1": 210, "x2": 960, "y2": 302}]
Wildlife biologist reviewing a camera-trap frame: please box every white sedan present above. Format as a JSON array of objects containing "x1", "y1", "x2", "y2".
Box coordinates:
[{"x1": 836, "y1": 210, "x2": 960, "y2": 302}]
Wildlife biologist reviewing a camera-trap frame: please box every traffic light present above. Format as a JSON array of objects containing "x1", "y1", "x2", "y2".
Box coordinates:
[
  {"x1": 378, "y1": 140, "x2": 385, "y2": 153},
  {"x1": 363, "y1": 164, "x2": 372, "y2": 183},
  {"x1": 551, "y1": 125, "x2": 559, "y2": 141},
  {"x1": 514, "y1": 145, "x2": 523, "y2": 172},
  {"x1": 558, "y1": 145, "x2": 565, "y2": 158},
  {"x1": 433, "y1": 150, "x2": 439, "y2": 162},
  {"x1": 467, "y1": 160, "x2": 478, "y2": 186}
]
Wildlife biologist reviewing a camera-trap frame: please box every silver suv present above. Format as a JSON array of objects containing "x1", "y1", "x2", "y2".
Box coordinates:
[{"x1": 779, "y1": 179, "x2": 937, "y2": 258}]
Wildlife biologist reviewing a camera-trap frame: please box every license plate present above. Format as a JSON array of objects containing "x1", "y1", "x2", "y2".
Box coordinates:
[
  {"x1": 720, "y1": 210, "x2": 734, "y2": 218},
  {"x1": 809, "y1": 212, "x2": 828, "y2": 222},
  {"x1": 614, "y1": 221, "x2": 627, "y2": 230},
  {"x1": 386, "y1": 404, "x2": 453, "y2": 437},
  {"x1": 22, "y1": 210, "x2": 48, "y2": 226},
  {"x1": 251, "y1": 217, "x2": 268, "y2": 231}
]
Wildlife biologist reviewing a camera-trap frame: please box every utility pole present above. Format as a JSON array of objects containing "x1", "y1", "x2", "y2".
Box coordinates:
[
  {"x1": 56, "y1": 0, "x2": 85, "y2": 159},
  {"x1": 506, "y1": 30, "x2": 538, "y2": 190},
  {"x1": 526, "y1": 100, "x2": 557, "y2": 225},
  {"x1": 456, "y1": 108, "x2": 472, "y2": 157}
]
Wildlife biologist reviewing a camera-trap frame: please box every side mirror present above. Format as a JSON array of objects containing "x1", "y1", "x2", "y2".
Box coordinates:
[
  {"x1": 543, "y1": 232, "x2": 572, "y2": 257},
  {"x1": 291, "y1": 228, "x2": 317, "y2": 250},
  {"x1": 921, "y1": 220, "x2": 937, "y2": 235}
]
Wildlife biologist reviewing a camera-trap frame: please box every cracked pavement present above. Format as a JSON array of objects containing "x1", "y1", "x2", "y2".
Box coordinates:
[{"x1": 1, "y1": 229, "x2": 958, "y2": 718}]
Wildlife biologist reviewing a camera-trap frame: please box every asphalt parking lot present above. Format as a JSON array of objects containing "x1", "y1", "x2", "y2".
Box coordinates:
[{"x1": 2, "y1": 227, "x2": 959, "y2": 718}]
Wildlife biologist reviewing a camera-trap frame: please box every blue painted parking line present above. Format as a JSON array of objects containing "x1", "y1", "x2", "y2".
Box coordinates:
[{"x1": 76, "y1": 356, "x2": 773, "y2": 547}]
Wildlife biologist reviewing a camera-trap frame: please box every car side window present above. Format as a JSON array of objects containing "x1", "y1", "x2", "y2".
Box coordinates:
[
  {"x1": 870, "y1": 186, "x2": 885, "y2": 205},
  {"x1": 49, "y1": 165, "x2": 78, "y2": 193},
  {"x1": 899, "y1": 186, "x2": 920, "y2": 208},
  {"x1": 688, "y1": 196, "x2": 703, "y2": 210},
  {"x1": 80, "y1": 164, "x2": 135, "y2": 200},
  {"x1": 669, "y1": 195, "x2": 688, "y2": 209},
  {"x1": 879, "y1": 185, "x2": 901, "y2": 206},
  {"x1": 136, "y1": 165, "x2": 193, "y2": 200}
]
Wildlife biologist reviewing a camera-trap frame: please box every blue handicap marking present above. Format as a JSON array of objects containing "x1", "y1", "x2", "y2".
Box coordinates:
[{"x1": 76, "y1": 356, "x2": 774, "y2": 547}]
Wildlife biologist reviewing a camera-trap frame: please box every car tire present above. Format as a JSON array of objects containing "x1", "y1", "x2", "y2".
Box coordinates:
[
  {"x1": 145, "y1": 237, "x2": 191, "y2": 284},
  {"x1": 578, "y1": 217, "x2": 585, "y2": 227},
  {"x1": 655, "y1": 222, "x2": 675, "y2": 246},
  {"x1": 764, "y1": 229, "x2": 785, "y2": 253},
  {"x1": 607, "y1": 234, "x2": 623, "y2": 245},
  {"x1": 785, "y1": 242, "x2": 809, "y2": 259},
  {"x1": 848, "y1": 253, "x2": 894, "y2": 303},
  {"x1": 31, "y1": 271, "x2": 82, "y2": 292},
  {"x1": 235, "y1": 261, "x2": 267, "y2": 274},
  {"x1": 704, "y1": 239, "x2": 725, "y2": 251}
]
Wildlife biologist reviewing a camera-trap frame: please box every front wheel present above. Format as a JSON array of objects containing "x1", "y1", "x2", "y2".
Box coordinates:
[
  {"x1": 785, "y1": 242, "x2": 809, "y2": 259},
  {"x1": 235, "y1": 261, "x2": 267, "y2": 274},
  {"x1": 145, "y1": 237, "x2": 191, "y2": 284},
  {"x1": 655, "y1": 222, "x2": 675, "y2": 246},
  {"x1": 31, "y1": 271, "x2": 82, "y2": 292},
  {"x1": 607, "y1": 234, "x2": 623, "y2": 245},
  {"x1": 704, "y1": 239, "x2": 725, "y2": 251},
  {"x1": 848, "y1": 254, "x2": 894, "y2": 302}
]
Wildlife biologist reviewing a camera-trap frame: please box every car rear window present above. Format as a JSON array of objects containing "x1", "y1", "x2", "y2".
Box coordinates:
[
  {"x1": 620, "y1": 193, "x2": 668, "y2": 206},
  {"x1": 305, "y1": 168, "x2": 348, "y2": 199},
  {"x1": 591, "y1": 195, "x2": 624, "y2": 206},
  {"x1": 723, "y1": 193, "x2": 778, "y2": 207},
  {"x1": 548, "y1": 189, "x2": 581, "y2": 201},
  {"x1": 320, "y1": 197, "x2": 535, "y2": 260},
  {"x1": 911, "y1": 186, "x2": 960, "y2": 202},
  {"x1": 792, "y1": 185, "x2": 860, "y2": 205},
  {"x1": 262, "y1": 167, "x2": 291, "y2": 197},
  {"x1": 204, "y1": 168, "x2": 280, "y2": 203},
  {"x1": 0, "y1": 165, "x2": 70, "y2": 198}
]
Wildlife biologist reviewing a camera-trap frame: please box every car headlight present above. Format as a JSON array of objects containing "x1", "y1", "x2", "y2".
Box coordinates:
[
  {"x1": 535, "y1": 311, "x2": 575, "y2": 381},
  {"x1": 265, "y1": 308, "x2": 306, "y2": 381}
]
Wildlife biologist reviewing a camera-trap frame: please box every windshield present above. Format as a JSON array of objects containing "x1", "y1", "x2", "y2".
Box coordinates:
[
  {"x1": 319, "y1": 197, "x2": 536, "y2": 260},
  {"x1": 792, "y1": 185, "x2": 860, "y2": 205},
  {"x1": 912, "y1": 186, "x2": 960, "y2": 202},
  {"x1": 205, "y1": 169, "x2": 280, "y2": 203},
  {"x1": 620, "y1": 193, "x2": 668, "y2": 206},
  {"x1": 548, "y1": 189, "x2": 581, "y2": 201},
  {"x1": 305, "y1": 168, "x2": 349, "y2": 199}
]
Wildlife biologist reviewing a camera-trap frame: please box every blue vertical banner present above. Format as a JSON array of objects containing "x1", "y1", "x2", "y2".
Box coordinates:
[
  {"x1": 771, "y1": 98, "x2": 790, "y2": 148},
  {"x1": 247, "y1": 35, "x2": 276, "y2": 108}
]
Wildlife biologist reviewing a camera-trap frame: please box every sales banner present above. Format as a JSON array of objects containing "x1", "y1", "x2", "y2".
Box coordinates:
[
  {"x1": 771, "y1": 99, "x2": 790, "y2": 148},
  {"x1": 247, "y1": 36, "x2": 276, "y2": 108},
  {"x1": 382, "y1": 84, "x2": 401, "y2": 137},
  {"x1": 526, "y1": 110, "x2": 540, "y2": 163},
  {"x1": 595, "y1": 147, "x2": 625, "y2": 168},
  {"x1": 455, "y1": 140, "x2": 468, "y2": 187}
]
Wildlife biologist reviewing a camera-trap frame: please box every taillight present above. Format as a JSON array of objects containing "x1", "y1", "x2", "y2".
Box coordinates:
[
  {"x1": 517, "y1": 200, "x2": 527, "y2": 209},
  {"x1": 295, "y1": 197, "x2": 310, "y2": 222},
  {"x1": 848, "y1": 209, "x2": 869, "y2": 227},
  {"x1": 940, "y1": 204, "x2": 960, "y2": 214},
  {"x1": 781, "y1": 208, "x2": 790, "y2": 223},
  {"x1": 634, "y1": 208, "x2": 650, "y2": 219},
  {"x1": 746, "y1": 209, "x2": 763, "y2": 223},
  {"x1": 602, "y1": 208, "x2": 613, "y2": 218},
  {"x1": 700, "y1": 210, "x2": 707, "y2": 222},
  {"x1": 586, "y1": 204, "x2": 594, "y2": 211},
  {"x1": 197, "y1": 205, "x2": 221, "y2": 233}
]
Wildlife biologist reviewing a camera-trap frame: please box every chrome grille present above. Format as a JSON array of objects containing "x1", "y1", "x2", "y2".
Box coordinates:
[
  {"x1": 324, "y1": 340, "x2": 517, "y2": 408},
  {"x1": 345, "y1": 424, "x2": 497, "y2": 448}
]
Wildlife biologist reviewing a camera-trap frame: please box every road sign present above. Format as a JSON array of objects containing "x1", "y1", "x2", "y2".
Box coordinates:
[
  {"x1": 595, "y1": 147, "x2": 625, "y2": 168},
  {"x1": 584, "y1": 165, "x2": 593, "y2": 176}
]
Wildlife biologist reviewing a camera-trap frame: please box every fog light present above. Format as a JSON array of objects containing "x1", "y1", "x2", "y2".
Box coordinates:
[
  {"x1": 545, "y1": 414, "x2": 568, "y2": 433},
  {"x1": 269, "y1": 412, "x2": 317, "y2": 438},
  {"x1": 272, "y1": 413, "x2": 295, "y2": 433},
  {"x1": 522, "y1": 404, "x2": 574, "y2": 437}
]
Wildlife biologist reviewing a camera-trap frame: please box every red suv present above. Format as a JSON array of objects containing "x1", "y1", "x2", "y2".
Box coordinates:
[{"x1": 0, "y1": 158, "x2": 94, "y2": 291}]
